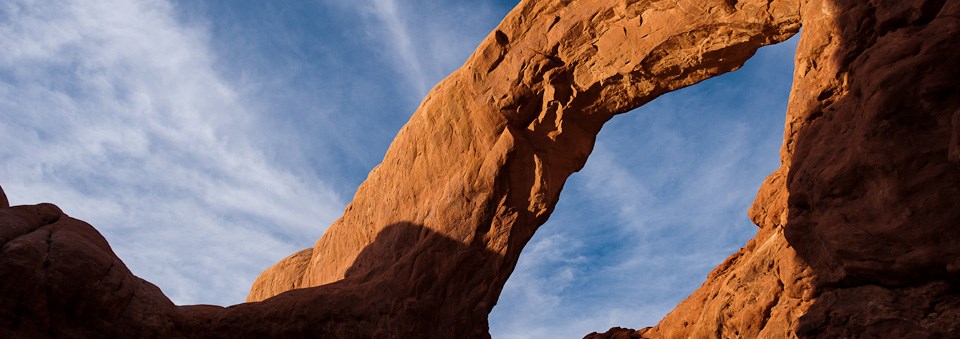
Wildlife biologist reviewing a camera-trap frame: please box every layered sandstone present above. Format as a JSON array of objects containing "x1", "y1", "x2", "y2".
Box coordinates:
[{"x1": 2, "y1": 0, "x2": 958, "y2": 337}]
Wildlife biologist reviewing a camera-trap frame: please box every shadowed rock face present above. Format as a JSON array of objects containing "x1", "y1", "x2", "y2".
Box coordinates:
[
  {"x1": 0, "y1": 185, "x2": 7, "y2": 209},
  {"x1": 2, "y1": 0, "x2": 958, "y2": 338},
  {"x1": 589, "y1": 0, "x2": 960, "y2": 338}
]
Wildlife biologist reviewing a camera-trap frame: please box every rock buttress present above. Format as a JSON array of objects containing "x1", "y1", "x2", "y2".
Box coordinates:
[{"x1": 591, "y1": 0, "x2": 960, "y2": 337}]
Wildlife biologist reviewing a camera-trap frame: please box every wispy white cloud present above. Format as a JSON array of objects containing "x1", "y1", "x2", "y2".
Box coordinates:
[
  {"x1": 364, "y1": 0, "x2": 429, "y2": 95},
  {"x1": 0, "y1": 0, "x2": 344, "y2": 305},
  {"x1": 323, "y1": 0, "x2": 509, "y2": 101}
]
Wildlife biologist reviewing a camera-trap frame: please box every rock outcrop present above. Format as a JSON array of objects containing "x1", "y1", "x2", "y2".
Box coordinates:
[
  {"x1": 2, "y1": 0, "x2": 958, "y2": 337},
  {"x1": 589, "y1": 0, "x2": 960, "y2": 337}
]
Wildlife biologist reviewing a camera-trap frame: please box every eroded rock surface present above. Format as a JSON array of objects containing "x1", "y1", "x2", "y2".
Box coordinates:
[
  {"x1": 592, "y1": 0, "x2": 960, "y2": 337},
  {"x1": 2, "y1": 0, "x2": 958, "y2": 337},
  {"x1": 0, "y1": 203, "x2": 180, "y2": 337},
  {"x1": 247, "y1": 0, "x2": 801, "y2": 307}
]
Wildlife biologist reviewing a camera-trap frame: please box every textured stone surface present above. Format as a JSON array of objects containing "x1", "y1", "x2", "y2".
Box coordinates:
[
  {"x1": 0, "y1": 203, "x2": 180, "y2": 338},
  {"x1": 247, "y1": 0, "x2": 801, "y2": 335},
  {"x1": 602, "y1": 0, "x2": 960, "y2": 337},
  {"x1": 787, "y1": 0, "x2": 960, "y2": 336},
  {"x1": 2, "y1": 0, "x2": 959, "y2": 337},
  {"x1": 248, "y1": 0, "x2": 801, "y2": 304}
]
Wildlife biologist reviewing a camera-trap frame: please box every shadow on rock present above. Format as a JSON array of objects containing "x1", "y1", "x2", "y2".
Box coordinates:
[
  {"x1": 783, "y1": 0, "x2": 960, "y2": 336},
  {"x1": 0, "y1": 202, "x2": 500, "y2": 338}
]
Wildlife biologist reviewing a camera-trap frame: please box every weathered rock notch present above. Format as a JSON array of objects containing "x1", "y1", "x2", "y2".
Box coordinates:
[{"x1": 2, "y1": 0, "x2": 958, "y2": 338}]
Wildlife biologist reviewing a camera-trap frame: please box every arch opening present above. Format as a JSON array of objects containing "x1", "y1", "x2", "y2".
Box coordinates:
[{"x1": 490, "y1": 34, "x2": 800, "y2": 337}]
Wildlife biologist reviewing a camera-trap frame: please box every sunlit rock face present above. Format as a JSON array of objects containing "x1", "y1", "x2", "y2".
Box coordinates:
[
  {"x1": 589, "y1": 0, "x2": 960, "y2": 338},
  {"x1": 246, "y1": 0, "x2": 801, "y2": 335},
  {"x1": 2, "y1": 0, "x2": 958, "y2": 337}
]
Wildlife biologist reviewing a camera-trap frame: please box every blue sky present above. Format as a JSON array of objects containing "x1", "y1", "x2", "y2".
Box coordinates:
[{"x1": 0, "y1": 1, "x2": 796, "y2": 337}]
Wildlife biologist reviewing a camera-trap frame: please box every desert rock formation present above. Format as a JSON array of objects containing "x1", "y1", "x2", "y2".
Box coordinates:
[
  {"x1": 2, "y1": 0, "x2": 958, "y2": 338},
  {"x1": 589, "y1": 0, "x2": 960, "y2": 337},
  {"x1": 246, "y1": 0, "x2": 801, "y2": 303}
]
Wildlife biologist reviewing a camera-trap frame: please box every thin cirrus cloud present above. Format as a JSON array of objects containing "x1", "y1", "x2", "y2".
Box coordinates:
[
  {"x1": 0, "y1": 0, "x2": 344, "y2": 304},
  {"x1": 1, "y1": 0, "x2": 797, "y2": 337},
  {"x1": 345, "y1": 0, "x2": 514, "y2": 97},
  {"x1": 364, "y1": 0, "x2": 430, "y2": 95}
]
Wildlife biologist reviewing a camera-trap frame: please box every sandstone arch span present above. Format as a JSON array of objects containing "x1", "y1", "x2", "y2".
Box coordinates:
[
  {"x1": 248, "y1": 0, "x2": 801, "y2": 309},
  {"x1": 2, "y1": 0, "x2": 959, "y2": 337}
]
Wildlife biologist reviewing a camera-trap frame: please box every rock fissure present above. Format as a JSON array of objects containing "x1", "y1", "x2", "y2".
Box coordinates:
[{"x1": 758, "y1": 276, "x2": 785, "y2": 331}]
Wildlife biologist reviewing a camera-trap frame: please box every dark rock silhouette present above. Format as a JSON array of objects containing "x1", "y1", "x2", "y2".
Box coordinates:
[
  {"x1": 2, "y1": 0, "x2": 959, "y2": 337},
  {"x1": 0, "y1": 203, "x2": 179, "y2": 337},
  {"x1": 0, "y1": 184, "x2": 7, "y2": 208},
  {"x1": 0, "y1": 204, "x2": 497, "y2": 337}
]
